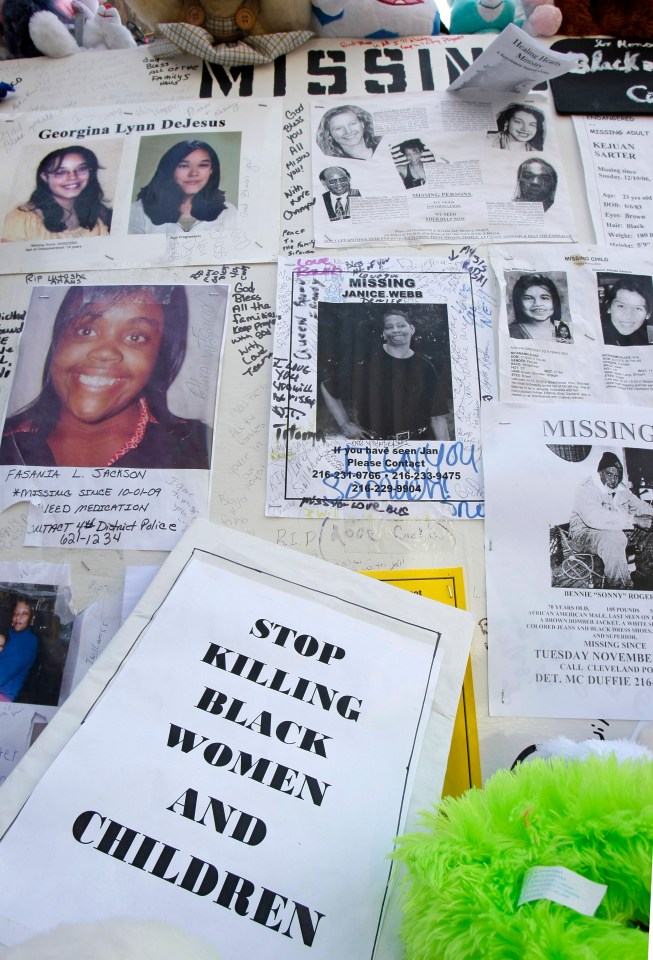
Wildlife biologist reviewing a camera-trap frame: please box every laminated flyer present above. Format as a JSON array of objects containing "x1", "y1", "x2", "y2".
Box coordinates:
[
  {"x1": 266, "y1": 251, "x2": 497, "y2": 520},
  {"x1": 0, "y1": 99, "x2": 281, "y2": 272},
  {"x1": 492, "y1": 245, "x2": 653, "y2": 405},
  {"x1": 311, "y1": 93, "x2": 576, "y2": 247},
  {"x1": 484, "y1": 400, "x2": 653, "y2": 720}
]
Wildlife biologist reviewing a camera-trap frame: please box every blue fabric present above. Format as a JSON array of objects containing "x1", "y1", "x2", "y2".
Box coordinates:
[
  {"x1": 0, "y1": 627, "x2": 38, "y2": 701},
  {"x1": 311, "y1": 4, "x2": 345, "y2": 26}
]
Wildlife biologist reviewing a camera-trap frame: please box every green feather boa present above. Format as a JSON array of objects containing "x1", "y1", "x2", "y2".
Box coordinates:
[{"x1": 396, "y1": 756, "x2": 652, "y2": 959}]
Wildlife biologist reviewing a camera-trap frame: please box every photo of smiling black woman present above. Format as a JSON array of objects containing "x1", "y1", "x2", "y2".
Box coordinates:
[
  {"x1": 2, "y1": 146, "x2": 114, "y2": 243},
  {"x1": 597, "y1": 274, "x2": 653, "y2": 347},
  {"x1": 0, "y1": 284, "x2": 217, "y2": 470}
]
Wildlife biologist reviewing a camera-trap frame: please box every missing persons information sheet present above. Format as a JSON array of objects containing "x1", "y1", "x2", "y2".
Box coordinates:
[
  {"x1": 266, "y1": 251, "x2": 497, "y2": 520},
  {"x1": 483, "y1": 400, "x2": 653, "y2": 720}
]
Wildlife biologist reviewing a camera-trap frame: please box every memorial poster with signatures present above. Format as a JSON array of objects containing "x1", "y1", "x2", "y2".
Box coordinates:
[
  {"x1": 0, "y1": 272, "x2": 228, "y2": 551},
  {"x1": 0, "y1": 99, "x2": 281, "y2": 272},
  {"x1": 310, "y1": 93, "x2": 575, "y2": 248},
  {"x1": 0, "y1": 524, "x2": 474, "y2": 958},
  {"x1": 484, "y1": 400, "x2": 653, "y2": 720},
  {"x1": 573, "y1": 113, "x2": 653, "y2": 249},
  {"x1": 266, "y1": 251, "x2": 496, "y2": 520},
  {"x1": 491, "y1": 245, "x2": 653, "y2": 406}
]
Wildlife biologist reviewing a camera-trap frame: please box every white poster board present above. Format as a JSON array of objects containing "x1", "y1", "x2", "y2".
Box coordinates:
[{"x1": 0, "y1": 523, "x2": 474, "y2": 957}]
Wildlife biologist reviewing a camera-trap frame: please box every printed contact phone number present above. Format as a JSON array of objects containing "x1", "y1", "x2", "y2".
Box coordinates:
[{"x1": 312, "y1": 470, "x2": 461, "y2": 479}]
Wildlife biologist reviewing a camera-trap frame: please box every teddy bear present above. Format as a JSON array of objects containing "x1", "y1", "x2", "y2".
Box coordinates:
[
  {"x1": 2, "y1": 0, "x2": 136, "y2": 59},
  {"x1": 554, "y1": 0, "x2": 653, "y2": 40},
  {"x1": 130, "y1": 0, "x2": 313, "y2": 66},
  {"x1": 128, "y1": 0, "x2": 311, "y2": 35}
]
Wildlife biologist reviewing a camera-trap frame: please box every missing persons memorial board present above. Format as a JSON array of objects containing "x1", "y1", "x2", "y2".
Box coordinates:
[
  {"x1": 573, "y1": 114, "x2": 653, "y2": 249},
  {"x1": 266, "y1": 251, "x2": 496, "y2": 520},
  {"x1": 0, "y1": 98, "x2": 281, "y2": 272},
  {"x1": 0, "y1": 523, "x2": 474, "y2": 958},
  {"x1": 483, "y1": 401, "x2": 653, "y2": 720},
  {"x1": 310, "y1": 93, "x2": 575, "y2": 248},
  {"x1": 492, "y1": 245, "x2": 653, "y2": 405},
  {"x1": 0, "y1": 274, "x2": 228, "y2": 550}
]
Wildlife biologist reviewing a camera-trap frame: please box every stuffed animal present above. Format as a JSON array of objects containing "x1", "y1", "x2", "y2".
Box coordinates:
[
  {"x1": 555, "y1": 0, "x2": 653, "y2": 40},
  {"x1": 131, "y1": 0, "x2": 313, "y2": 66},
  {"x1": 2, "y1": 0, "x2": 136, "y2": 59},
  {"x1": 312, "y1": 0, "x2": 440, "y2": 39},
  {"x1": 520, "y1": 0, "x2": 562, "y2": 37},
  {"x1": 396, "y1": 738, "x2": 653, "y2": 960},
  {"x1": 449, "y1": 0, "x2": 515, "y2": 34}
]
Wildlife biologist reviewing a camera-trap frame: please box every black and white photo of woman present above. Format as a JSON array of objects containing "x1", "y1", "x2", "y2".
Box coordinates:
[
  {"x1": 507, "y1": 272, "x2": 572, "y2": 342},
  {"x1": 317, "y1": 303, "x2": 454, "y2": 442}
]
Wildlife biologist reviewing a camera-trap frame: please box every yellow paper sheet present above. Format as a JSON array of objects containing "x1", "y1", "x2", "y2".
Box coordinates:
[{"x1": 362, "y1": 568, "x2": 481, "y2": 797}]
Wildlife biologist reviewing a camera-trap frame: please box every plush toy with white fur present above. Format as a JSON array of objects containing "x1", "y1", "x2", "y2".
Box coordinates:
[
  {"x1": 3, "y1": 0, "x2": 136, "y2": 59},
  {"x1": 0, "y1": 918, "x2": 221, "y2": 960},
  {"x1": 312, "y1": 0, "x2": 440, "y2": 39}
]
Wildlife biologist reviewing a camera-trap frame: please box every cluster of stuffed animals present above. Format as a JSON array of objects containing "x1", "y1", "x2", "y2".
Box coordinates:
[{"x1": 1, "y1": 0, "x2": 651, "y2": 62}]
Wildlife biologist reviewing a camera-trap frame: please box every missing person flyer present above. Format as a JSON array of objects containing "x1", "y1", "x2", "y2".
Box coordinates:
[
  {"x1": 0, "y1": 98, "x2": 281, "y2": 273},
  {"x1": 0, "y1": 272, "x2": 228, "y2": 550},
  {"x1": 311, "y1": 93, "x2": 576, "y2": 248},
  {"x1": 492, "y1": 245, "x2": 653, "y2": 406},
  {"x1": 484, "y1": 400, "x2": 653, "y2": 719},
  {"x1": 0, "y1": 524, "x2": 474, "y2": 958},
  {"x1": 266, "y1": 252, "x2": 497, "y2": 520}
]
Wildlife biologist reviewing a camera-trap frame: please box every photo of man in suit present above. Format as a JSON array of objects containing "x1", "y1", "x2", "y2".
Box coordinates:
[{"x1": 319, "y1": 167, "x2": 360, "y2": 221}]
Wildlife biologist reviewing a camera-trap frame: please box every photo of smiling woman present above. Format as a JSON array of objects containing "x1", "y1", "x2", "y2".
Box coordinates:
[
  {"x1": 0, "y1": 285, "x2": 212, "y2": 470},
  {"x1": 315, "y1": 105, "x2": 382, "y2": 161},
  {"x1": 2, "y1": 147, "x2": 112, "y2": 242},
  {"x1": 487, "y1": 103, "x2": 545, "y2": 152},
  {"x1": 128, "y1": 138, "x2": 238, "y2": 235},
  {"x1": 598, "y1": 274, "x2": 653, "y2": 347}
]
